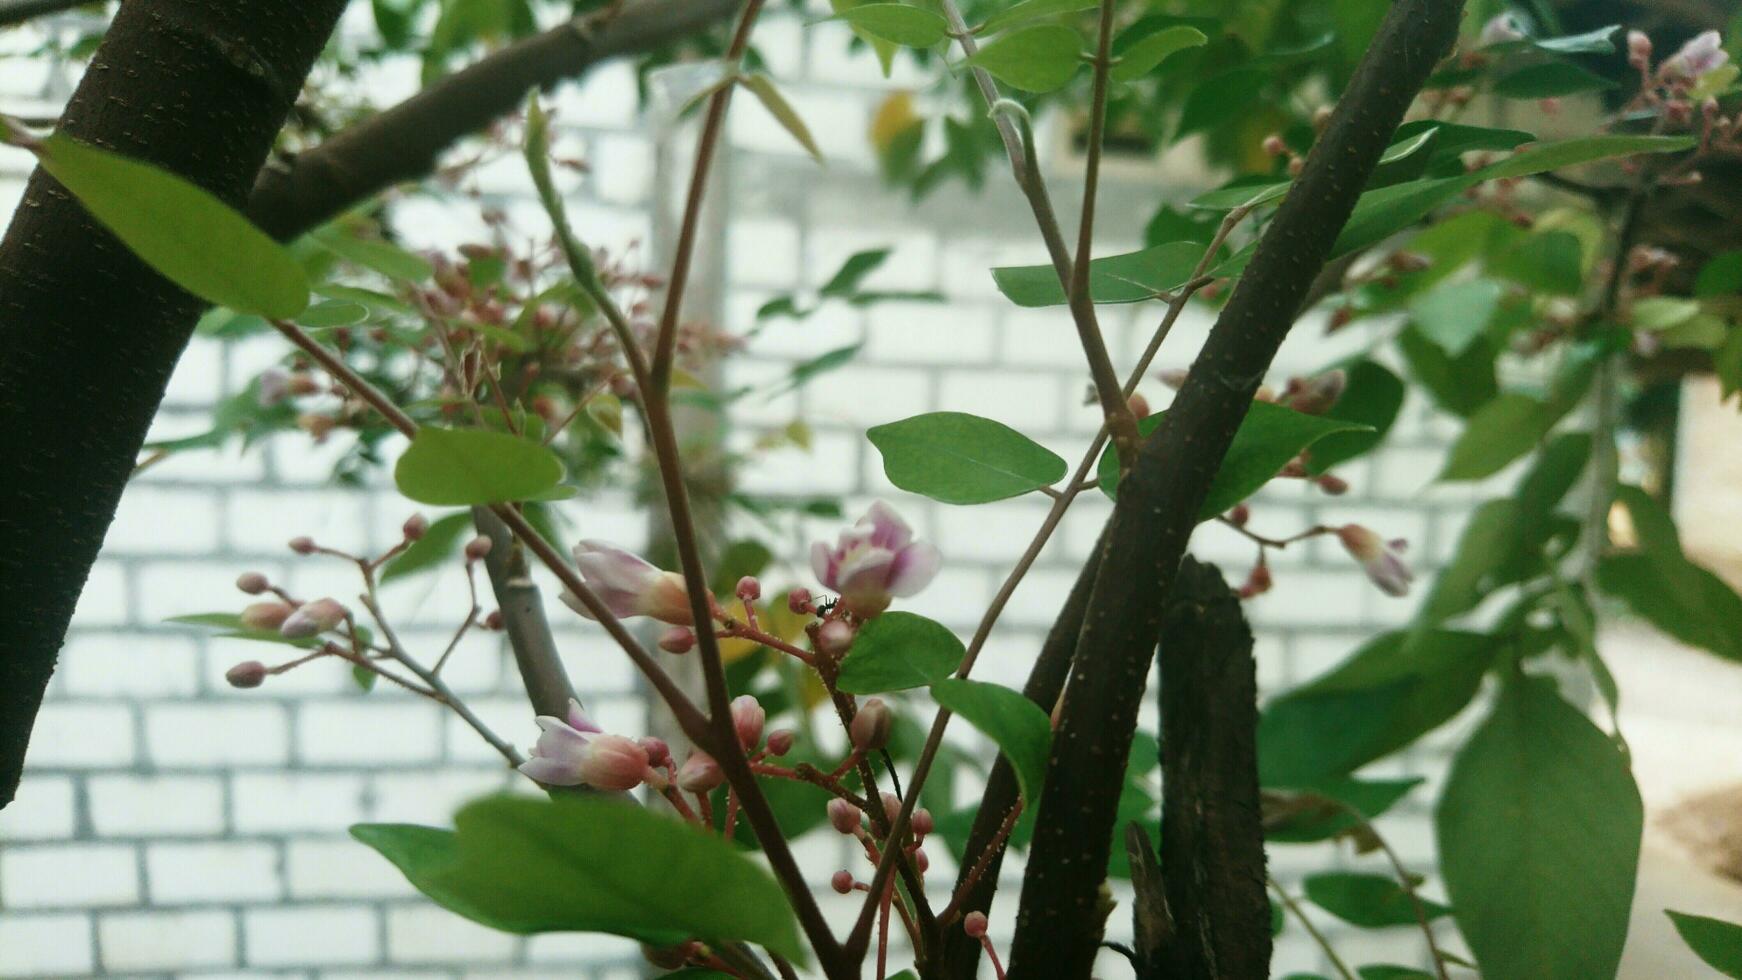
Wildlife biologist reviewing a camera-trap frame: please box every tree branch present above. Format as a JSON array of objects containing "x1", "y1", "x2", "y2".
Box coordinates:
[
  {"x1": 1004, "y1": 2, "x2": 1465, "y2": 975},
  {"x1": 469, "y1": 505, "x2": 577, "y2": 721},
  {"x1": 245, "y1": 0, "x2": 739, "y2": 239}
]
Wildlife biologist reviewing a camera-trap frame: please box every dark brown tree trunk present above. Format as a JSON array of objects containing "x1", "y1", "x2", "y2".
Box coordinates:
[{"x1": 0, "y1": 0, "x2": 347, "y2": 807}]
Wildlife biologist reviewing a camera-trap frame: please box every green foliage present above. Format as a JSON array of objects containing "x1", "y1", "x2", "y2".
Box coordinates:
[
  {"x1": 741, "y1": 74, "x2": 823, "y2": 163},
  {"x1": 1110, "y1": 26, "x2": 1206, "y2": 83},
  {"x1": 35, "y1": 134, "x2": 308, "y2": 317},
  {"x1": 965, "y1": 25, "x2": 1083, "y2": 92},
  {"x1": 1666, "y1": 911, "x2": 1742, "y2": 978},
  {"x1": 930, "y1": 678, "x2": 1051, "y2": 803},
  {"x1": 835, "y1": 612, "x2": 965, "y2": 693},
  {"x1": 393, "y1": 427, "x2": 567, "y2": 506},
  {"x1": 866, "y1": 412, "x2": 1066, "y2": 504},
  {"x1": 380, "y1": 512, "x2": 473, "y2": 584},
  {"x1": 1599, "y1": 487, "x2": 1742, "y2": 662},
  {"x1": 1302, "y1": 872, "x2": 1450, "y2": 929},
  {"x1": 351, "y1": 795, "x2": 808, "y2": 962},
  {"x1": 992, "y1": 242, "x2": 1202, "y2": 306},
  {"x1": 1304, "y1": 360, "x2": 1404, "y2": 474},
  {"x1": 1437, "y1": 676, "x2": 1642, "y2": 980},
  {"x1": 832, "y1": 4, "x2": 948, "y2": 49},
  {"x1": 978, "y1": 0, "x2": 1096, "y2": 36}
]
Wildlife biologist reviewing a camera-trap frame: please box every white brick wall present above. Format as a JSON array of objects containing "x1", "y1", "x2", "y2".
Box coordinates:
[{"x1": 0, "y1": 7, "x2": 1487, "y2": 978}]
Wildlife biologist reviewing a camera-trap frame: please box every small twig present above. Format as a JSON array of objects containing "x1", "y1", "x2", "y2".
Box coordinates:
[
  {"x1": 1329, "y1": 799, "x2": 1451, "y2": 980},
  {"x1": 939, "y1": 800, "x2": 1022, "y2": 926},
  {"x1": 1270, "y1": 879, "x2": 1358, "y2": 980}
]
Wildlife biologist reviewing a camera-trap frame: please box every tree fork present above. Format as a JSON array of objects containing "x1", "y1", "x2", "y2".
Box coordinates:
[
  {"x1": 1005, "y1": 0, "x2": 1466, "y2": 975},
  {"x1": 0, "y1": 0, "x2": 349, "y2": 807}
]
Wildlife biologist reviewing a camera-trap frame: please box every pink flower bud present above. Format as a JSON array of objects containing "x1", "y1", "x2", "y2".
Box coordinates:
[
  {"x1": 831, "y1": 870, "x2": 855, "y2": 894},
  {"x1": 913, "y1": 848, "x2": 930, "y2": 873},
  {"x1": 787, "y1": 587, "x2": 814, "y2": 615},
  {"x1": 288, "y1": 536, "x2": 316, "y2": 555},
  {"x1": 225, "y1": 661, "x2": 268, "y2": 689},
  {"x1": 464, "y1": 535, "x2": 493, "y2": 562},
  {"x1": 658, "y1": 626, "x2": 695, "y2": 654},
  {"x1": 567, "y1": 540, "x2": 699, "y2": 625},
  {"x1": 964, "y1": 911, "x2": 989, "y2": 939},
  {"x1": 827, "y1": 798, "x2": 862, "y2": 835},
  {"x1": 880, "y1": 791, "x2": 901, "y2": 824},
  {"x1": 1156, "y1": 367, "x2": 1188, "y2": 390},
  {"x1": 240, "y1": 601, "x2": 293, "y2": 631},
  {"x1": 483, "y1": 610, "x2": 504, "y2": 630},
  {"x1": 1239, "y1": 562, "x2": 1273, "y2": 600},
  {"x1": 577, "y1": 733, "x2": 656, "y2": 792},
  {"x1": 1288, "y1": 369, "x2": 1346, "y2": 415},
  {"x1": 765, "y1": 729, "x2": 795, "y2": 757},
  {"x1": 1628, "y1": 30, "x2": 1652, "y2": 68},
  {"x1": 1127, "y1": 392, "x2": 1150, "y2": 419},
  {"x1": 731, "y1": 695, "x2": 766, "y2": 750},
  {"x1": 1227, "y1": 504, "x2": 1250, "y2": 527},
  {"x1": 640, "y1": 736, "x2": 672, "y2": 769},
  {"x1": 912, "y1": 808, "x2": 934, "y2": 837},
  {"x1": 1663, "y1": 30, "x2": 1728, "y2": 79},
  {"x1": 851, "y1": 698, "x2": 894, "y2": 752},
  {"x1": 1336, "y1": 525, "x2": 1414, "y2": 597},
  {"x1": 236, "y1": 572, "x2": 269, "y2": 595},
  {"x1": 676, "y1": 751, "x2": 725, "y2": 793},
  {"x1": 817, "y1": 619, "x2": 855, "y2": 658},
  {"x1": 279, "y1": 598, "x2": 347, "y2": 638},
  {"x1": 1316, "y1": 473, "x2": 1349, "y2": 495},
  {"x1": 402, "y1": 514, "x2": 429, "y2": 541},
  {"x1": 1261, "y1": 134, "x2": 1287, "y2": 156},
  {"x1": 735, "y1": 575, "x2": 761, "y2": 603}
]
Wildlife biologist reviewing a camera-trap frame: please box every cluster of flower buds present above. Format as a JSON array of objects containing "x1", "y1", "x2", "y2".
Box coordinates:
[{"x1": 1624, "y1": 29, "x2": 1736, "y2": 157}]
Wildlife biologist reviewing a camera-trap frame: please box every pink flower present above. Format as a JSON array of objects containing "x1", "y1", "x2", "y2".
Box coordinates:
[
  {"x1": 1479, "y1": 13, "x2": 1525, "y2": 45},
  {"x1": 1663, "y1": 30, "x2": 1728, "y2": 79},
  {"x1": 1336, "y1": 524, "x2": 1414, "y2": 597},
  {"x1": 810, "y1": 502, "x2": 940, "y2": 618},
  {"x1": 517, "y1": 699, "x2": 664, "y2": 791},
  {"x1": 564, "y1": 540, "x2": 696, "y2": 625}
]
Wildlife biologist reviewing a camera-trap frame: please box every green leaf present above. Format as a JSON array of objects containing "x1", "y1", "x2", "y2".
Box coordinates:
[
  {"x1": 351, "y1": 795, "x2": 807, "y2": 963},
  {"x1": 35, "y1": 134, "x2": 308, "y2": 317},
  {"x1": 1303, "y1": 872, "x2": 1451, "y2": 929},
  {"x1": 1515, "y1": 431, "x2": 1591, "y2": 518},
  {"x1": 1695, "y1": 250, "x2": 1742, "y2": 297},
  {"x1": 741, "y1": 74, "x2": 823, "y2": 163},
  {"x1": 1479, "y1": 135, "x2": 1695, "y2": 182},
  {"x1": 1416, "y1": 499, "x2": 1524, "y2": 625},
  {"x1": 1409, "y1": 278, "x2": 1502, "y2": 356},
  {"x1": 311, "y1": 225, "x2": 435, "y2": 282},
  {"x1": 297, "y1": 299, "x2": 371, "y2": 328},
  {"x1": 834, "y1": 3, "x2": 948, "y2": 47},
  {"x1": 867, "y1": 412, "x2": 1066, "y2": 504},
  {"x1": 1494, "y1": 61, "x2": 1617, "y2": 99},
  {"x1": 1392, "y1": 119, "x2": 1535, "y2": 162},
  {"x1": 166, "y1": 612, "x2": 322, "y2": 649},
  {"x1": 930, "y1": 678, "x2": 1051, "y2": 804},
  {"x1": 1398, "y1": 328, "x2": 1498, "y2": 418},
  {"x1": 820, "y1": 248, "x2": 891, "y2": 297},
  {"x1": 1258, "y1": 630, "x2": 1494, "y2": 785},
  {"x1": 965, "y1": 25, "x2": 1084, "y2": 92},
  {"x1": 1598, "y1": 487, "x2": 1742, "y2": 662},
  {"x1": 979, "y1": 0, "x2": 1097, "y2": 36},
  {"x1": 1263, "y1": 777, "x2": 1423, "y2": 844},
  {"x1": 1305, "y1": 360, "x2": 1405, "y2": 474},
  {"x1": 1717, "y1": 327, "x2": 1742, "y2": 403},
  {"x1": 1666, "y1": 911, "x2": 1742, "y2": 978},
  {"x1": 1492, "y1": 230, "x2": 1583, "y2": 294},
  {"x1": 1109, "y1": 25, "x2": 1206, "y2": 82},
  {"x1": 1437, "y1": 676, "x2": 1642, "y2": 980},
  {"x1": 1438, "y1": 393, "x2": 1555, "y2": 481},
  {"x1": 394, "y1": 427, "x2": 565, "y2": 506},
  {"x1": 1177, "y1": 68, "x2": 1267, "y2": 138},
  {"x1": 1098, "y1": 401, "x2": 1371, "y2": 519},
  {"x1": 1632, "y1": 296, "x2": 1701, "y2": 332},
  {"x1": 992, "y1": 241, "x2": 1201, "y2": 307},
  {"x1": 380, "y1": 512, "x2": 473, "y2": 584},
  {"x1": 836, "y1": 612, "x2": 965, "y2": 694}
]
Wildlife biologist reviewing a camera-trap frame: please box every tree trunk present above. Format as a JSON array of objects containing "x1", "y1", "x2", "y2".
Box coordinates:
[{"x1": 0, "y1": 0, "x2": 347, "y2": 807}]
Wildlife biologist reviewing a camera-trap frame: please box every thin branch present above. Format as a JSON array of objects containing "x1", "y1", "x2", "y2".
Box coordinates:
[
  {"x1": 1270, "y1": 879, "x2": 1358, "y2": 980},
  {"x1": 1327, "y1": 799, "x2": 1451, "y2": 980},
  {"x1": 245, "y1": 0, "x2": 741, "y2": 239}
]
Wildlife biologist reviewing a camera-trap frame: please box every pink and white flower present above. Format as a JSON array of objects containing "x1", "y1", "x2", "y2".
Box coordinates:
[
  {"x1": 1663, "y1": 30, "x2": 1729, "y2": 79},
  {"x1": 1336, "y1": 524, "x2": 1414, "y2": 597},
  {"x1": 518, "y1": 699, "x2": 665, "y2": 791},
  {"x1": 1479, "y1": 13, "x2": 1525, "y2": 46},
  {"x1": 810, "y1": 502, "x2": 940, "y2": 618},
  {"x1": 563, "y1": 540, "x2": 696, "y2": 625}
]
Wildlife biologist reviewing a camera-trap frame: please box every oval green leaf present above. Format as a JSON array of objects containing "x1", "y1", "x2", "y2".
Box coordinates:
[
  {"x1": 1304, "y1": 359, "x2": 1405, "y2": 475},
  {"x1": 867, "y1": 412, "x2": 1066, "y2": 504},
  {"x1": 979, "y1": 0, "x2": 1097, "y2": 36},
  {"x1": 1302, "y1": 872, "x2": 1451, "y2": 929},
  {"x1": 834, "y1": 3, "x2": 948, "y2": 47},
  {"x1": 930, "y1": 678, "x2": 1051, "y2": 804},
  {"x1": 965, "y1": 25, "x2": 1084, "y2": 92},
  {"x1": 352, "y1": 795, "x2": 807, "y2": 963},
  {"x1": 835, "y1": 611, "x2": 964, "y2": 694},
  {"x1": 1436, "y1": 677, "x2": 1642, "y2": 980},
  {"x1": 1494, "y1": 61, "x2": 1617, "y2": 99},
  {"x1": 992, "y1": 241, "x2": 1203, "y2": 307},
  {"x1": 1667, "y1": 911, "x2": 1742, "y2": 978},
  {"x1": 394, "y1": 427, "x2": 566, "y2": 506},
  {"x1": 1110, "y1": 25, "x2": 1206, "y2": 82},
  {"x1": 36, "y1": 133, "x2": 308, "y2": 317}
]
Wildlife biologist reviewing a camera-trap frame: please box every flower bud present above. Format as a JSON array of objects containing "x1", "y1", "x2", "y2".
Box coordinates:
[
  {"x1": 240, "y1": 601, "x2": 293, "y2": 631},
  {"x1": 787, "y1": 587, "x2": 814, "y2": 615},
  {"x1": 1628, "y1": 30, "x2": 1652, "y2": 68},
  {"x1": 676, "y1": 751, "x2": 725, "y2": 793},
  {"x1": 257, "y1": 369, "x2": 289, "y2": 407},
  {"x1": 1261, "y1": 134, "x2": 1287, "y2": 156},
  {"x1": 1288, "y1": 368, "x2": 1346, "y2": 415},
  {"x1": 288, "y1": 536, "x2": 317, "y2": 555},
  {"x1": 402, "y1": 513, "x2": 429, "y2": 541},
  {"x1": 831, "y1": 870, "x2": 855, "y2": 894},
  {"x1": 225, "y1": 660, "x2": 268, "y2": 689},
  {"x1": 851, "y1": 698, "x2": 893, "y2": 751},
  {"x1": 765, "y1": 729, "x2": 795, "y2": 757},
  {"x1": 464, "y1": 535, "x2": 493, "y2": 562},
  {"x1": 657, "y1": 626, "x2": 695, "y2": 654},
  {"x1": 913, "y1": 848, "x2": 930, "y2": 873},
  {"x1": 280, "y1": 597, "x2": 347, "y2": 638},
  {"x1": 964, "y1": 911, "x2": 989, "y2": 939},
  {"x1": 827, "y1": 798, "x2": 862, "y2": 835},
  {"x1": 912, "y1": 808, "x2": 934, "y2": 837},
  {"x1": 1127, "y1": 392, "x2": 1151, "y2": 420},
  {"x1": 483, "y1": 610, "x2": 504, "y2": 630},
  {"x1": 880, "y1": 791, "x2": 901, "y2": 825},
  {"x1": 735, "y1": 575, "x2": 761, "y2": 603},
  {"x1": 235, "y1": 572, "x2": 270, "y2": 595},
  {"x1": 1226, "y1": 503, "x2": 1250, "y2": 527},
  {"x1": 731, "y1": 695, "x2": 766, "y2": 750},
  {"x1": 1336, "y1": 524, "x2": 1414, "y2": 597},
  {"x1": 1156, "y1": 367, "x2": 1188, "y2": 390},
  {"x1": 1316, "y1": 473, "x2": 1349, "y2": 496},
  {"x1": 817, "y1": 619, "x2": 855, "y2": 658},
  {"x1": 642, "y1": 943, "x2": 693, "y2": 970}
]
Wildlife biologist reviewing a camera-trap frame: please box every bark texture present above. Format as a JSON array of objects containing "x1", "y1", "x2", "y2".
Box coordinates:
[
  {"x1": 1004, "y1": 1, "x2": 1465, "y2": 975},
  {"x1": 0, "y1": 0, "x2": 347, "y2": 806}
]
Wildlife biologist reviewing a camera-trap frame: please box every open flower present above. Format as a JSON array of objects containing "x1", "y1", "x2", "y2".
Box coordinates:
[
  {"x1": 518, "y1": 699, "x2": 665, "y2": 791},
  {"x1": 810, "y1": 502, "x2": 940, "y2": 618},
  {"x1": 563, "y1": 540, "x2": 696, "y2": 625},
  {"x1": 1336, "y1": 524, "x2": 1414, "y2": 597},
  {"x1": 1663, "y1": 30, "x2": 1728, "y2": 79}
]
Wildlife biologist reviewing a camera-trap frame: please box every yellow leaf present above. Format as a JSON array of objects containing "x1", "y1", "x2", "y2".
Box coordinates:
[{"x1": 869, "y1": 90, "x2": 920, "y2": 155}]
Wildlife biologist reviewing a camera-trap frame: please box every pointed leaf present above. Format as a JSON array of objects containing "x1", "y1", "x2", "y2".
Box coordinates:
[
  {"x1": 867, "y1": 412, "x2": 1066, "y2": 504},
  {"x1": 1110, "y1": 25, "x2": 1206, "y2": 82},
  {"x1": 1494, "y1": 61, "x2": 1617, "y2": 99},
  {"x1": 741, "y1": 74, "x2": 823, "y2": 163},
  {"x1": 930, "y1": 678, "x2": 1052, "y2": 804},
  {"x1": 1666, "y1": 911, "x2": 1742, "y2": 978},
  {"x1": 394, "y1": 427, "x2": 565, "y2": 506},
  {"x1": 836, "y1": 612, "x2": 964, "y2": 694},
  {"x1": 1303, "y1": 872, "x2": 1451, "y2": 929},
  {"x1": 965, "y1": 25, "x2": 1084, "y2": 92},
  {"x1": 992, "y1": 241, "x2": 1204, "y2": 307},
  {"x1": 979, "y1": 0, "x2": 1097, "y2": 36},
  {"x1": 1304, "y1": 360, "x2": 1404, "y2": 474},
  {"x1": 833, "y1": 3, "x2": 948, "y2": 47}
]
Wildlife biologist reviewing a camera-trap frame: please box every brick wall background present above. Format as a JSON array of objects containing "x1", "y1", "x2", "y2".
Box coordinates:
[{"x1": 0, "y1": 7, "x2": 1503, "y2": 977}]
